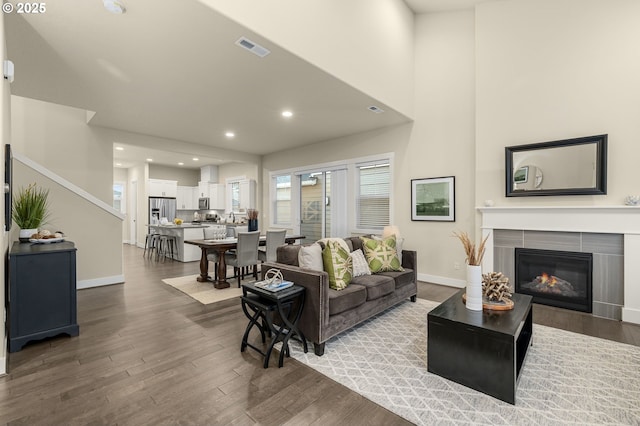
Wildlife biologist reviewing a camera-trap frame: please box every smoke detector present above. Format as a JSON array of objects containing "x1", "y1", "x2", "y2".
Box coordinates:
[{"x1": 235, "y1": 37, "x2": 271, "y2": 58}]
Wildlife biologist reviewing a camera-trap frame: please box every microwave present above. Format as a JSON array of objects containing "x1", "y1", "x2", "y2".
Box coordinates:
[{"x1": 198, "y1": 197, "x2": 209, "y2": 210}]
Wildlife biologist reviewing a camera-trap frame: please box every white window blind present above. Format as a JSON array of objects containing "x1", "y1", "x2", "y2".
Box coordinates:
[
  {"x1": 274, "y1": 174, "x2": 291, "y2": 225},
  {"x1": 357, "y1": 162, "x2": 390, "y2": 229}
]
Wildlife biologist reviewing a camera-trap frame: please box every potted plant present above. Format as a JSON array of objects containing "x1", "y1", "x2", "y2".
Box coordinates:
[{"x1": 12, "y1": 183, "x2": 50, "y2": 242}]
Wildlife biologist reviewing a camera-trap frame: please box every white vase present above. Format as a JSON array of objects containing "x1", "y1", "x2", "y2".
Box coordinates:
[
  {"x1": 19, "y1": 228, "x2": 38, "y2": 242},
  {"x1": 465, "y1": 265, "x2": 483, "y2": 311}
]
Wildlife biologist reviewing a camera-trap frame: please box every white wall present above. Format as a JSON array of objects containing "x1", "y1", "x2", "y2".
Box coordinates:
[
  {"x1": 11, "y1": 161, "x2": 123, "y2": 287},
  {"x1": 11, "y1": 96, "x2": 113, "y2": 203},
  {"x1": 201, "y1": 0, "x2": 415, "y2": 118},
  {"x1": 410, "y1": 10, "x2": 476, "y2": 285},
  {"x1": 262, "y1": 10, "x2": 476, "y2": 286},
  {"x1": 11, "y1": 96, "x2": 124, "y2": 287},
  {"x1": 475, "y1": 0, "x2": 640, "y2": 207},
  {"x1": 149, "y1": 164, "x2": 200, "y2": 186}
]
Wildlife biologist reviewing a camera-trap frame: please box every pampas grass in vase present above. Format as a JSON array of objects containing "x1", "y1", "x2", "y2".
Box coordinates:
[{"x1": 453, "y1": 231, "x2": 489, "y2": 311}]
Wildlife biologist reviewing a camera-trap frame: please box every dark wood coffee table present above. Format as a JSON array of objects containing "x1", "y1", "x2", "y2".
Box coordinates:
[{"x1": 427, "y1": 289, "x2": 533, "y2": 404}]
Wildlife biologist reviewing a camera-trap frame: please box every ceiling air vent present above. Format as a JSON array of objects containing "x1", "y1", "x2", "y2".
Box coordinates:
[
  {"x1": 235, "y1": 37, "x2": 271, "y2": 58},
  {"x1": 368, "y1": 105, "x2": 385, "y2": 114}
]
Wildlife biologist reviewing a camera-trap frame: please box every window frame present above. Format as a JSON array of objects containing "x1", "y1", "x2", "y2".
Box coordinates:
[{"x1": 268, "y1": 153, "x2": 393, "y2": 235}]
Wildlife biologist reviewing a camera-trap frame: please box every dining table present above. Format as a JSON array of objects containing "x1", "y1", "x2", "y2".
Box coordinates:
[{"x1": 184, "y1": 234, "x2": 305, "y2": 289}]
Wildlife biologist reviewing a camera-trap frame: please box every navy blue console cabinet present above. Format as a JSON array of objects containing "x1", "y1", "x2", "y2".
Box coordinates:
[{"x1": 8, "y1": 241, "x2": 79, "y2": 352}]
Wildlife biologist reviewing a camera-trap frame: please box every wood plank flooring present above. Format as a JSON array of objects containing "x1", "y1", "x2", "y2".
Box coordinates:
[{"x1": 1, "y1": 244, "x2": 639, "y2": 425}]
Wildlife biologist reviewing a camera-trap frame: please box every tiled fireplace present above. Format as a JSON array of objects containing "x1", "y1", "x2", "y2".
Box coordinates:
[{"x1": 479, "y1": 206, "x2": 640, "y2": 324}]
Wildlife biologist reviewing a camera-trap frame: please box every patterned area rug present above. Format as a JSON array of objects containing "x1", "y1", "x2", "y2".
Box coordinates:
[
  {"x1": 162, "y1": 275, "x2": 242, "y2": 304},
  {"x1": 288, "y1": 299, "x2": 640, "y2": 425}
]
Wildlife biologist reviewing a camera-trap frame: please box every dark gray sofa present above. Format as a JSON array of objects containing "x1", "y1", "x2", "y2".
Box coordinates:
[{"x1": 261, "y1": 236, "x2": 417, "y2": 356}]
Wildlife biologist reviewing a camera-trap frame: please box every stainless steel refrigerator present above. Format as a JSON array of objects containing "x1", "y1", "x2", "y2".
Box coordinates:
[{"x1": 149, "y1": 197, "x2": 177, "y2": 224}]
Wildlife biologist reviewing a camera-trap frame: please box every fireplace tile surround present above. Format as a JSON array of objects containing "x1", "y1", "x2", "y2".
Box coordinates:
[
  {"x1": 479, "y1": 206, "x2": 640, "y2": 325},
  {"x1": 494, "y1": 230, "x2": 620, "y2": 319}
]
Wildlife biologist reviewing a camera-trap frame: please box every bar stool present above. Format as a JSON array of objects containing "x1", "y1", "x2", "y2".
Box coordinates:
[
  {"x1": 144, "y1": 232, "x2": 161, "y2": 258},
  {"x1": 157, "y1": 235, "x2": 177, "y2": 261}
]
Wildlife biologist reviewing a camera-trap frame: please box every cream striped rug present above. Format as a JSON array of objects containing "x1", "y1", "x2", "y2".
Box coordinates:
[{"x1": 288, "y1": 299, "x2": 640, "y2": 425}]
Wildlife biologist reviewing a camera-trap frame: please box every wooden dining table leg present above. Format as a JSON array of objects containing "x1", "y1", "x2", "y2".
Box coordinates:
[
  {"x1": 214, "y1": 246, "x2": 231, "y2": 289},
  {"x1": 196, "y1": 247, "x2": 211, "y2": 283}
]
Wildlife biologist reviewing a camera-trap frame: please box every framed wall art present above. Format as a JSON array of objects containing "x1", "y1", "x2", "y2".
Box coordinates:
[{"x1": 411, "y1": 176, "x2": 455, "y2": 222}]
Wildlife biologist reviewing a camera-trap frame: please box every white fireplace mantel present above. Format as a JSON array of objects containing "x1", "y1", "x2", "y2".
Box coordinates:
[{"x1": 478, "y1": 205, "x2": 640, "y2": 325}]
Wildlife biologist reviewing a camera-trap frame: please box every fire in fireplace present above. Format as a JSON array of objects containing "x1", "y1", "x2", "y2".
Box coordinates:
[{"x1": 515, "y1": 248, "x2": 592, "y2": 312}]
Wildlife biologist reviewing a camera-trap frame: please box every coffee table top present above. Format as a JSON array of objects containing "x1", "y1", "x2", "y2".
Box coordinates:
[{"x1": 428, "y1": 289, "x2": 533, "y2": 336}]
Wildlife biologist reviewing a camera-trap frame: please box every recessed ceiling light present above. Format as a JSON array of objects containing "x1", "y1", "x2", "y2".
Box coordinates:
[
  {"x1": 178, "y1": 162, "x2": 184, "y2": 166},
  {"x1": 146, "y1": 158, "x2": 153, "y2": 162},
  {"x1": 115, "y1": 146, "x2": 124, "y2": 151},
  {"x1": 192, "y1": 157, "x2": 199, "y2": 161},
  {"x1": 115, "y1": 163, "x2": 122, "y2": 166},
  {"x1": 282, "y1": 110, "x2": 293, "y2": 118},
  {"x1": 104, "y1": 0, "x2": 126, "y2": 14},
  {"x1": 225, "y1": 131, "x2": 235, "y2": 138}
]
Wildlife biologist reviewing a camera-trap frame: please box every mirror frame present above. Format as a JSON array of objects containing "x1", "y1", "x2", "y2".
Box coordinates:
[{"x1": 505, "y1": 134, "x2": 607, "y2": 197}]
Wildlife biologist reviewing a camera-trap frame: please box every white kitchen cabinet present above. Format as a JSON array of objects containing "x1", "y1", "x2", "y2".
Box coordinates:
[
  {"x1": 197, "y1": 181, "x2": 210, "y2": 198},
  {"x1": 239, "y1": 179, "x2": 256, "y2": 211},
  {"x1": 208, "y1": 183, "x2": 225, "y2": 210},
  {"x1": 177, "y1": 186, "x2": 197, "y2": 210},
  {"x1": 149, "y1": 179, "x2": 178, "y2": 197}
]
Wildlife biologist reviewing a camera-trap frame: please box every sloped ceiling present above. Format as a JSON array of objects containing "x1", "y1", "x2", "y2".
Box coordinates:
[{"x1": 5, "y1": 0, "x2": 410, "y2": 166}]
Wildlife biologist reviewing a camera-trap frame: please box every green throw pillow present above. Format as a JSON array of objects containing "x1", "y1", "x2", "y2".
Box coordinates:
[
  {"x1": 360, "y1": 235, "x2": 404, "y2": 273},
  {"x1": 322, "y1": 240, "x2": 353, "y2": 290}
]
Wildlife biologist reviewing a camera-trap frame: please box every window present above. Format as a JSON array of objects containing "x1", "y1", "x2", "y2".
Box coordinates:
[
  {"x1": 356, "y1": 162, "x2": 390, "y2": 230},
  {"x1": 269, "y1": 154, "x2": 392, "y2": 235},
  {"x1": 274, "y1": 174, "x2": 291, "y2": 225},
  {"x1": 230, "y1": 182, "x2": 240, "y2": 212},
  {"x1": 113, "y1": 183, "x2": 125, "y2": 213}
]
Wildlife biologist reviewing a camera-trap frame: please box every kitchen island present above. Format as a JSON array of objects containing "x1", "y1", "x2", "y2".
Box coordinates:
[{"x1": 147, "y1": 224, "x2": 214, "y2": 262}]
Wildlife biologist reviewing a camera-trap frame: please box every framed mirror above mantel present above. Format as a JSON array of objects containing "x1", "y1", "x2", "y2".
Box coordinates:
[{"x1": 505, "y1": 134, "x2": 607, "y2": 197}]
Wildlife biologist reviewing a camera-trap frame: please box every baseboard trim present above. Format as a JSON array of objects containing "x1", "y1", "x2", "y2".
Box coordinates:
[
  {"x1": 419, "y1": 273, "x2": 465, "y2": 288},
  {"x1": 0, "y1": 356, "x2": 6, "y2": 376},
  {"x1": 77, "y1": 275, "x2": 125, "y2": 290},
  {"x1": 622, "y1": 307, "x2": 640, "y2": 325}
]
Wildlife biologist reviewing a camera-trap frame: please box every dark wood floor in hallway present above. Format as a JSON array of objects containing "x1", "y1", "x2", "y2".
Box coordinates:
[{"x1": 1, "y1": 244, "x2": 639, "y2": 424}]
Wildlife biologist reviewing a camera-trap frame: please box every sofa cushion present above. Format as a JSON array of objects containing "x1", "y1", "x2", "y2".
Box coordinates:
[
  {"x1": 328, "y1": 284, "x2": 366, "y2": 315},
  {"x1": 378, "y1": 268, "x2": 415, "y2": 289},
  {"x1": 350, "y1": 274, "x2": 395, "y2": 301},
  {"x1": 350, "y1": 249, "x2": 371, "y2": 277},
  {"x1": 322, "y1": 240, "x2": 353, "y2": 290},
  {"x1": 276, "y1": 244, "x2": 301, "y2": 266},
  {"x1": 360, "y1": 235, "x2": 404, "y2": 273},
  {"x1": 298, "y1": 243, "x2": 324, "y2": 271}
]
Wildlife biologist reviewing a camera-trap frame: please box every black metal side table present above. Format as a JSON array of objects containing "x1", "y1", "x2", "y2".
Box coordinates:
[{"x1": 240, "y1": 282, "x2": 308, "y2": 368}]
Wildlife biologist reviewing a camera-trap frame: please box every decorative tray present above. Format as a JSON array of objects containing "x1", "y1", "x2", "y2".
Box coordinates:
[
  {"x1": 462, "y1": 293, "x2": 514, "y2": 310},
  {"x1": 29, "y1": 237, "x2": 66, "y2": 244}
]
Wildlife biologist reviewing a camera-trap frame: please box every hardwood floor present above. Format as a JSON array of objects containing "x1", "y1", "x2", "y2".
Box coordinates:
[{"x1": 1, "y1": 244, "x2": 639, "y2": 425}]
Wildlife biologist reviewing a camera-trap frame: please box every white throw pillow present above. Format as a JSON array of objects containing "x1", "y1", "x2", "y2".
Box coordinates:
[
  {"x1": 298, "y1": 243, "x2": 324, "y2": 271},
  {"x1": 350, "y1": 249, "x2": 371, "y2": 277}
]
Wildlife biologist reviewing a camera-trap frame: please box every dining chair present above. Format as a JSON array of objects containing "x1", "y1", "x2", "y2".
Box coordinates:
[
  {"x1": 258, "y1": 229, "x2": 287, "y2": 264},
  {"x1": 225, "y1": 231, "x2": 260, "y2": 287},
  {"x1": 203, "y1": 227, "x2": 220, "y2": 280}
]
